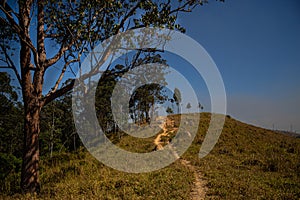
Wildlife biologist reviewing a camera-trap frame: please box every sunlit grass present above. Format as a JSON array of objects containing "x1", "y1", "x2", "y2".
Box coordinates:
[{"x1": 1, "y1": 113, "x2": 299, "y2": 199}]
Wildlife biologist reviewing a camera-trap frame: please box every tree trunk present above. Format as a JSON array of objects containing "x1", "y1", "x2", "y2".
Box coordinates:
[
  {"x1": 21, "y1": 101, "x2": 41, "y2": 193},
  {"x1": 151, "y1": 98, "x2": 155, "y2": 123},
  {"x1": 19, "y1": 0, "x2": 46, "y2": 193}
]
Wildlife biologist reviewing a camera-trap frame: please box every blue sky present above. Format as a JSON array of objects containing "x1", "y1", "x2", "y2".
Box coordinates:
[
  {"x1": 1, "y1": 0, "x2": 299, "y2": 132},
  {"x1": 176, "y1": 0, "x2": 300, "y2": 131}
]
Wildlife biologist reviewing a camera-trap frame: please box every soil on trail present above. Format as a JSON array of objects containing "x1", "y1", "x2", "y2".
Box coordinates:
[
  {"x1": 180, "y1": 159, "x2": 207, "y2": 200},
  {"x1": 154, "y1": 117, "x2": 207, "y2": 200}
]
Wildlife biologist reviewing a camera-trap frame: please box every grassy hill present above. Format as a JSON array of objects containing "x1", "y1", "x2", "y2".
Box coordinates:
[
  {"x1": 1, "y1": 113, "x2": 299, "y2": 199},
  {"x1": 183, "y1": 113, "x2": 300, "y2": 199}
]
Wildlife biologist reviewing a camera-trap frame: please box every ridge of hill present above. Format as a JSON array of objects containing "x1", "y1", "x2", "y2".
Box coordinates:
[{"x1": 275, "y1": 130, "x2": 300, "y2": 138}]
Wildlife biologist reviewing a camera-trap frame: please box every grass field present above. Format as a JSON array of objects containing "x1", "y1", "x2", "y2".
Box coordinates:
[
  {"x1": 1, "y1": 113, "x2": 299, "y2": 199},
  {"x1": 182, "y1": 113, "x2": 300, "y2": 199}
]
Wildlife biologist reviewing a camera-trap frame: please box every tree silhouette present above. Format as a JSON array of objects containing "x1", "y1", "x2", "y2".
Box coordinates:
[
  {"x1": 173, "y1": 88, "x2": 182, "y2": 114},
  {"x1": 166, "y1": 106, "x2": 173, "y2": 115},
  {"x1": 198, "y1": 102, "x2": 204, "y2": 111},
  {"x1": 186, "y1": 102, "x2": 191, "y2": 113}
]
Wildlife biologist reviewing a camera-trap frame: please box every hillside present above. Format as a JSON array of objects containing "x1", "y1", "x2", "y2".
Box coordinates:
[
  {"x1": 183, "y1": 113, "x2": 300, "y2": 199},
  {"x1": 1, "y1": 113, "x2": 299, "y2": 199}
]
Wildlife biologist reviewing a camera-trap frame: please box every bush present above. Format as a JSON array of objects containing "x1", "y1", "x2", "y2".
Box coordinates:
[{"x1": 0, "y1": 153, "x2": 21, "y2": 194}]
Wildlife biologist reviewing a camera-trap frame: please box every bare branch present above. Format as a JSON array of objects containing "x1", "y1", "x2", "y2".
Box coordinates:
[
  {"x1": 170, "y1": 0, "x2": 202, "y2": 14},
  {"x1": 43, "y1": 79, "x2": 75, "y2": 106},
  {"x1": 0, "y1": 1, "x2": 40, "y2": 69},
  {"x1": 0, "y1": 44, "x2": 22, "y2": 85},
  {"x1": 44, "y1": 40, "x2": 74, "y2": 68},
  {"x1": 44, "y1": 41, "x2": 84, "y2": 103},
  {"x1": 0, "y1": 16, "x2": 39, "y2": 68},
  {"x1": 0, "y1": 4, "x2": 20, "y2": 31},
  {"x1": 8, "y1": 3, "x2": 19, "y2": 19},
  {"x1": 1, "y1": 1, "x2": 19, "y2": 20},
  {"x1": 44, "y1": 58, "x2": 79, "y2": 99},
  {"x1": 44, "y1": 24, "x2": 53, "y2": 34}
]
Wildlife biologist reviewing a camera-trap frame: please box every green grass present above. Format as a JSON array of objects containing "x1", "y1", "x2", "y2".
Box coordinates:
[
  {"x1": 2, "y1": 150, "x2": 194, "y2": 200},
  {"x1": 182, "y1": 113, "x2": 300, "y2": 199},
  {"x1": 1, "y1": 113, "x2": 300, "y2": 199}
]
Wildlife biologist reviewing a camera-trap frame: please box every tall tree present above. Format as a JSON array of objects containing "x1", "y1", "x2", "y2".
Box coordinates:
[
  {"x1": 173, "y1": 87, "x2": 181, "y2": 114},
  {"x1": 129, "y1": 83, "x2": 168, "y2": 124},
  {"x1": 0, "y1": 0, "x2": 223, "y2": 193}
]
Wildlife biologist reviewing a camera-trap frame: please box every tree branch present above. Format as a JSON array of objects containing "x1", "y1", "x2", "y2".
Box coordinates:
[
  {"x1": 0, "y1": 44, "x2": 22, "y2": 85},
  {"x1": 37, "y1": 0, "x2": 46, "y2": 64},
  {"x1": 116, "y1": 0, "x2": 142, "y2": 34},
  {"x1": 43, "y1": 79, "x2": 75, "y2": 106},
  {"x1": 0, "y1": 16, "x2": 39, "y2": 68},
  {"x1": 169, "y1": 0, "x2": 202, "y2": 14},
  {"x1": 44, "y1": 40, "x2": 74, "y2": 68},
  {"x1": 44, "y1": 58, "x2": 79, "y2": 100},
  {"x1": 1, "y1": 1, "x2": 20, "y2": 20},
  {"x1": 0, "y1": 4, "x2": 20, "y2": 31}
]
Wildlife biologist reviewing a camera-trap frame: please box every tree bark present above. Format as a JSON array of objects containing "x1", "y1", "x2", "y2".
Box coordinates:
[
  {"x1": 19, "y1": 0, "x2": 42, "y2": 193},
  {"x1": 21, "y1": 101, "x2": 41, "y2": 193}
]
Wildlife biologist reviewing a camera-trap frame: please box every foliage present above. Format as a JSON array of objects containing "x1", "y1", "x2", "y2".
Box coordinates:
[
  {"x1": 173, "y1": 87, "x2": 182, "y2": 113},
  {"x1": 0, "y1": 153, "x2": 22, "y2": 194},
  {"x1": 96, "y1": 53, "x2": 169, "y2": 133},
  {"x1": 0, "y1": 73, "x2": 22, "y2": 194},
  {"x1": 186, "y1": 102, "x2": 191, "y2": 112},
  {"x1": 0, "y1": 72, "x2": 23, "y2": 157},
  {"x1": 166, "y1": 106, "x2": 174, "y2": 114},
  {"x1": 129, "y1": 83, "x2": 167, "y2": 124},
  {"x1": 40, "y1": 93, "x2": 82, "y2": 157}
]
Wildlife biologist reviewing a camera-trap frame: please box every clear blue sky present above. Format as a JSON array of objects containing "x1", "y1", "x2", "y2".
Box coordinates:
[
  {"x1": 1, "y1": 0, "x2": 299, "y2": 132},
  {"x1": 176, "y1": 0, "x2": 300, "y2": 131}
]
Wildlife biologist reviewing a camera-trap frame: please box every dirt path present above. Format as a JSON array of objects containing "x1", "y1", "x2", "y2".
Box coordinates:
[
  {"x1": 180, "y1": 159, "x2": 207, "y2": 200},
  {"x1": 154, "y1": 120, "x2": 207, "y2": 200},
  {"x1": 153, "y1": 123, "x2": 170, "y2": 150}
]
